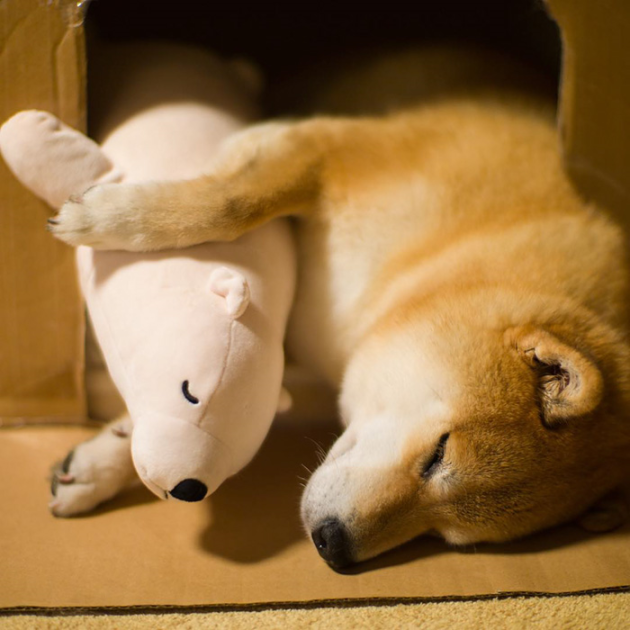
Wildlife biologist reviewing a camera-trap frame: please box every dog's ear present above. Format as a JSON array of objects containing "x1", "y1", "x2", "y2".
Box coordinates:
[{"x1": 506, "y1": 326, "x2": 603, "y2": 426}]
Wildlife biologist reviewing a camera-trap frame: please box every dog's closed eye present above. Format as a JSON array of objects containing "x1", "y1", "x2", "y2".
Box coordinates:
[{"x1": 422, "y1": 433, "x2": 450, "y2": 479}]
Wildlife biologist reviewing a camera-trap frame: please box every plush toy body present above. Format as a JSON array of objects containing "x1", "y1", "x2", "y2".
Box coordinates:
[{"x1": 0, "y1": 43, "x2": 296, "y2": 511}]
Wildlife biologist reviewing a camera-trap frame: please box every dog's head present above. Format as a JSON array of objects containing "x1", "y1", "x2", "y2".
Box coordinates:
[{"x1": 301, "y1": 298, "x2": 630, "y2": 569}]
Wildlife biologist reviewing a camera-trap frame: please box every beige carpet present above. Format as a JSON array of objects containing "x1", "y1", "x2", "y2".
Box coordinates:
[{"x1": 1, "y1": 594, "x2": 629, "y2": 629}]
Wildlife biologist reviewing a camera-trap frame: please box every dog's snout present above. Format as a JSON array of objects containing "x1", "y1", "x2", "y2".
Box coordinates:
[
  {"x1": 311, "y1": 518, "x2": 353, "y2": 569},
  {"x1": 169, "y1": 478, "x2": 208, "y2": 502}
]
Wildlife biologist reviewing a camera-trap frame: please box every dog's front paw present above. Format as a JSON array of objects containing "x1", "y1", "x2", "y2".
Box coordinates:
[
  {"x1": 48, "y1": 183, "x2": 156, "y2": 251},
  {"x1": 49, "y1": 418, "x2": 137, "y2": 517}
]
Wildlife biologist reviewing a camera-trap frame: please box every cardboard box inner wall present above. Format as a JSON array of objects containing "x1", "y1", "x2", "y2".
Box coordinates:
[
  {"x1": 549, "y1": 0, "x2": 630, "y2": 225},
  {"x1": 0, "y1": 0, "x2": 86, "y2": 424}
]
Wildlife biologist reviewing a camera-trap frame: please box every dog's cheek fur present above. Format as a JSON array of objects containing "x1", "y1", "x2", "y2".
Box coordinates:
[{"x1": 325, "y1": 319, "x2": 630, "y2": 561}]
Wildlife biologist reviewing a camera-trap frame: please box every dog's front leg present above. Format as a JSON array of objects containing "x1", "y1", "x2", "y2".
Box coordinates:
[{"x1": 48, "y1": 120, "x2": 334, "y2": 251}]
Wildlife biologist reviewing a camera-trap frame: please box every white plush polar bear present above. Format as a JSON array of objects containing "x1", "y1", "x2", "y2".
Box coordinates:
[{"x1": 0, "y1": 42, "x2": 295, "y2": 514}]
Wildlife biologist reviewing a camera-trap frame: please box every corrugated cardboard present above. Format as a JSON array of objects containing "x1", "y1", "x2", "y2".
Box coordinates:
[
  {"x1": 0, "y1": 422, "x2": 628, "y2": 610},
  {"x1": 0, "y1": 0, "x2": 86, "y2": 425},
  {"x1": 548, "y1": 0, "x2": 630, "y2": 221},
  {"x1": 0, "y1": 0, "x2": 629, "y2": 613}
]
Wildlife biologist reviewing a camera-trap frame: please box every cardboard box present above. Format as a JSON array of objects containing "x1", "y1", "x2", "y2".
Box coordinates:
[{"x1": 0, "y1": 0, "x2": 629, "y2": 611}]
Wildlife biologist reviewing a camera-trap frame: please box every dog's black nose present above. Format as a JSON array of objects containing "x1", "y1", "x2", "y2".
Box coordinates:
[
  {"x1": 169, "y1": 478, "x2": 208, "y2": 502},
  {"x1": 311, "y1": 518, "x2": 353, "y2": 569}
]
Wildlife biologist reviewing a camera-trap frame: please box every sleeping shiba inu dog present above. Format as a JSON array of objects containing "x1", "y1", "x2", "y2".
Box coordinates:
[{"x1": 49, "y1": 49, "x2": 630, "y2": 569}]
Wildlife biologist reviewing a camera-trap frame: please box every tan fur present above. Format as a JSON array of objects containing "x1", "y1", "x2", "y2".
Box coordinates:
[{"x1": 51, "y1": 50, "x2": 630, "y2": 565}]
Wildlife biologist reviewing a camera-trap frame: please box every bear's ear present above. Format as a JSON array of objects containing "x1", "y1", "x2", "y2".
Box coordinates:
[
  {"x1": 506, "y1": 326, "x2": 603, "y2": 427},
  {"x1": 208, "y1": 267, "x2": 250, "y2": 319}
]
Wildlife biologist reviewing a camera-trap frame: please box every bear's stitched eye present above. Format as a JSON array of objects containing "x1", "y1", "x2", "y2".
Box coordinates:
[
  {"x1": 422, "y1": 433, "x2": 450, "y2": 479},
  {"x1": 181, "y1": 380, "x2": 199, "y2": 405}
]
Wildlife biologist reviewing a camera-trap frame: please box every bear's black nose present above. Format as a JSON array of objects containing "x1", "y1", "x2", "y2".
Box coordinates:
[
  {"x1": 170, "y1": 478, "x2": 208, "y2": 502},
  {"x1": 311, "y1": 518, "x2": 353, "y2": 569}
]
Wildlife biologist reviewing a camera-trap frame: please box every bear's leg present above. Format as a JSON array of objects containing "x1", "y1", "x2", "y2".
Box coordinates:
[
  {"x1": 49, "y1": 414, "x2": 140, "y2": 517},
  {"x1": 0, "y1": 110, "x2": 122, "y2": 209}
]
